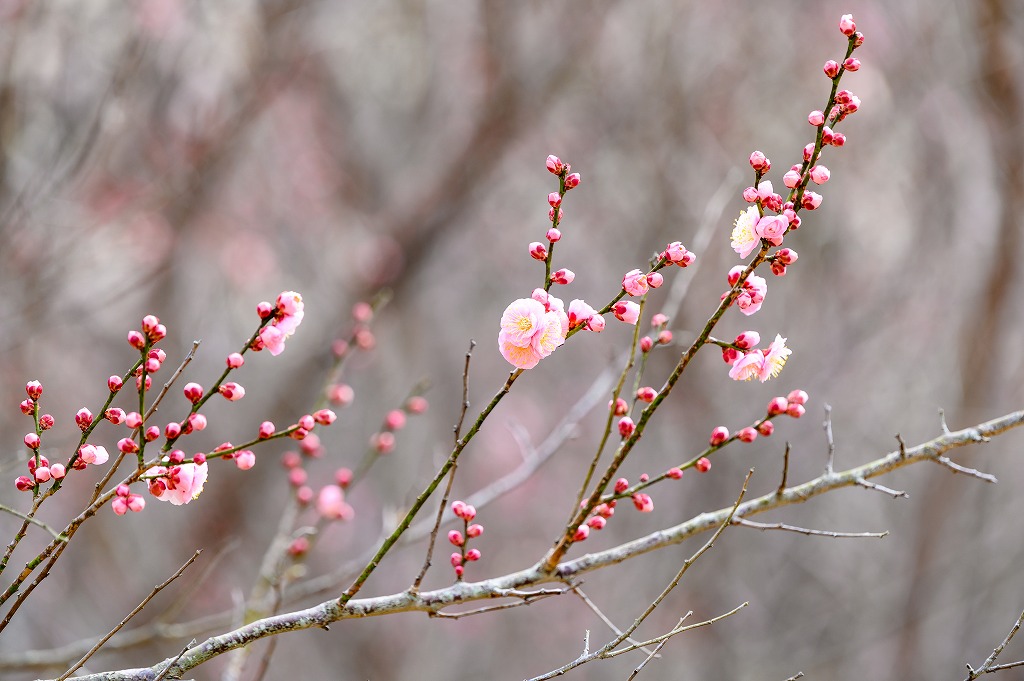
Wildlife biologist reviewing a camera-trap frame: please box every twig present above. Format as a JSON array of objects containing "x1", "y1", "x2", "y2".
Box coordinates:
[
  {"x1": 602, "y1": 602, "x2": 748, "y2": 659},
  {"x1": 626, "y1": 615, "x2": 685, "y2": 680},
  {"x1": 854, "y1": 476, "x2": 908, "y2": 499},
  {"x1": 0, "y1": 503, "x2": 66, "y2": 542},
  {"x1": 431, "y1": 587, "x2": 569, "y2": 619},
  {"x1": 733, "y1": 518, "x2": 888, "y2": 539},
  {"x1": 57, "y1": 551, "x2": 201, "y2": 680},
  {"x1": 453, "y1": 339, "x2": 476, "y2": 443},
  {"x1": 965, "y1": 608, "x2": 1024, "y2": 680},
  {"x1": 153, "y1": 639, "x2": 196, "y2": 681},
  {"x1": 777, "y1": 442, "x2": 791, "y2": 496},
  {"x1": 824, "y1": 403, "x2": 836, "y2": 474},
  {"x1": 572, "y1": 587, "x2": 659, "y2": 656},
  {"x1": 144, "y1": 340, "x2": 201, "y2": 423},
  {"x1": 784, "y1": 673, "x2": 805, "y2": 681},
  {"x1": 940, "y1": 407, "x2": 951, "y2": 435},
  {"x1": 932, "y1": 455, "x2": 998, "y2": 483},
  {"x1": 896, "y1": 433, "x2": 908, "y2": 459}
]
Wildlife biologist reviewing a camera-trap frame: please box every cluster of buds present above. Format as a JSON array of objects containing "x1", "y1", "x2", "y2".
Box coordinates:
[
  {"x1": 574, "y1": 498, "x2": 617, "y2": 542},
  {"x1": 252, "y1": 291, "x2": 304, "y2": 356},
  {"x1": 640, "y1": 312, "x2": 673, "y2": 352},
  {"x1": 719, "y1": 330, "x2": 793, "y2": 384},
  {"x1": 449, "y1": 500, "x2": 483, "y2": 579},
  {"x1": 369, "y1": 395, "x2": 427, "y2": 455}
]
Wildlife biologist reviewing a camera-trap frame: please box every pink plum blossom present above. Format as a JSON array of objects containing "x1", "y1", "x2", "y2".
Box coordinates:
[
  {"x1": 567, "y1": 299, "x2": 596, "y2": 329},
  {"x1": 729, "y1": 350, "x2": 765, "y2": 381},
  {"x1": 612, "y1": 301, "x2": 641, "y2": 325},
  {"x1": 621, "y1": 269, "x2": 649, "y2": 297},
  {"x1": 730, "y1": 207, "x2": 760, "y2": 258},
  {"x1": 147, "y1": 461, "x2": 208, "y2": 505},
  {"x1": 497, "y1": 297, "x2": 567, "y2": 369},
  {"x1": 755, "y1": 215, "x2": 788, "y2": 246},
  {"x1": 317, "y1": 484, "x2": 354, "y2": 521},
  {"x1": 759, "y1": 335, "x2": 792, "y2": 381}
]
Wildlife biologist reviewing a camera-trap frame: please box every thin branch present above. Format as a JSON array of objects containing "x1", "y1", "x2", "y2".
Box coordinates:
[
  {"x1": 430, "y1": 586, "x2": 569, "y2": 619},
  {"x1": 784, "y1": 673, "x2": 806, "y2": 681},
  {"x1": 777, "y1": 442, "x2": 791, "y2": 496},
  {"x1": 932, "y1": 455, "x2": 998, "y2": 483},
  {"x1": 965, "y1": 608, "x2": 1024, "y2": 680},
  {"x1": 602, "y1": 602, "x2": 748, "y2": 659},
  {"x1": 57, "y1": 551, "x2": 201, "y2": 680},
  {"x1": 453, "y1": 339, "x2": 476, "y2": 443},
  {"x1": 0, "y1": 503, "x2": 66, "y2": 541},
  {"x1": 144, "y1": 340, "x2": 201, "y2": 423},
  {"x1": 823, "y1": 403, "x2": 836, "y2": 474},
  {"x1": 153, "y1": 639, "x2": 195, "y2": 681},
  {"x1": 625, "y1": 615, "x2": 683, "y2": 680},
  {"x1": 733, "y1": 518, "x2": 888, "y2": 539},
  {"x1": 572, "y1": 587, "x2": 660, "y2": 656},
  {"x1": 854, "y1": 476, "x2": 908, "y2": 499}
]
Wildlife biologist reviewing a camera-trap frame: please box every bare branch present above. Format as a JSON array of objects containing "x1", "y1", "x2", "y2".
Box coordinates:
[
  {"x1": 733, "y1": 518, "x2": 888, "y2": 539},
  {"x1": 965, "y1": 608, "x2": 1024, "y2": 680},
  {"x1": 777, "y1": 442, "x2": 791, "y2": 497},
  {"x1": 0, "y1": 503, "x2": 66, "y2": 542},
  {"x1": 932, "y1": 455, "x2": 998, "y2": 483},
  {"x1": 854, "y1": 476, "x2": 909, "y2": 499},
  {"x1": 572, "y1": 587, "x2": 660, "y2": 657}
]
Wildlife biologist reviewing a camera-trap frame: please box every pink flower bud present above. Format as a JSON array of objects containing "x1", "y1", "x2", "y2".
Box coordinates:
[
  {"x1": 787, "y1": 403, "x2": 806, "y2": 418},
  {"x1": 658, "y1": 330, "x2": 673, "y2": 344},
  {"x1": 734, "y1": 331, "x2": 760, "y2": 349},
  {"x1": 853, "y1": 31, "x2": 865, "y2": 47},
  {"x1": 372, "y1": 432, "x2": 395, "y2": 453},
  {"x1": 112, "y1": 498, "x2": 129, "y2": 515},
  {"x1": 783, "y1": 169, "x2": 802, "y2": 189},
  {"x1": 610, "y1": 398, "x2": 629, "y2": 416},
  {"x1": 748, "y1": 150, "x2": 770, "y2": 171},
  {"x1": 614, "y1": 478, "x2": 629, "y2": 494},
  {"x1": 529, "y1": 242, "x2": 548, "y2": 260},
  {"x1": 33, "y1": 466, "x2": 51, "y2": 483},
  {"x1": 612, "y1": 301, "x2": 641, "y2": 325},
  {"x1": 622, "y1": 269, "x2": 649, "y2": 297},
  {"x1": 823, "y1": 60, "x2": 840, "y2": 78},
  {"x1": 808, "y1": 110, "x2": 825, "y2": 126},
  {"x1": 450, "y1": 552, "x2": 463, "y2": 567},
  {"x1": 327, "y1": 383, "x2": 355, "y2": 407},
  {"x1": 666, "y1": 467, "x2": 684, "y2": 480},
  {"x1": 632, "y1": 493, "x2": 654, "y2": 512},
  {"x1": 546, "y1": 155, "x2": 564, "y2": 175},
  {"x1": 803, "y1": 144, "x2": 815, "y2": 162},
  {"x1": 15, "y1": 476, "x2": 34, "y2": 491},
  {"x1": 256, "y1": 301, "x2": 274, "y2": 319},
  {"x1": 144, "y1": 357, "x2": 160, "y2": 373},
  {"x1": 766, "y1": 397, "x2": 789, "y2": 416},
  {"x1": 696, "y1": 457, "x2": 711, "y2": 473},
  {"x1": 839, "y1": 13, "x2": 856, "y2": 36},
  {"x1": 618, "y1": 417, "x2": 635, "y2": 438},
  {"x1": 709, "y1": 426, "x2": 729, "y2": 446},
  {"x1": 467, "y1": 523, "x2": 483, "y2": 538},
  {"x1": 73, "y1": 408, "x2": 93, "y2": 430},
  {"x1": 167, "y1": 450, "x2": 185, "y2": 464},
  {"x1": 548, "y1": 207, "x2": 563, "y2": 223},
  {"x1": 385, "y1": 409, "x2": 406, "y2": 431},
  {"x1": 564, "y1": 172, "x2": 581, "y2": 189},
  {"x1": 809, "y1": 165, "x2": 830, "y2": 185},
  {"x1": 551, "y1": 268, "x2": 575, "y2": 285},
  {"x1": 465, "y1": 548, "x2": 482, "y2": 561},
  {"x1": 226, "y1": 353, "x2": 244, "y2": 369},
  {"x1": 588, "y1": 315, "x2": 606, "y2": 332},
  {"x1": 219, "y1": 382, "x2": 245, "y2": 401},
  {"x1": 573, "y1": 524, "x2": 590, "y2": 541},
  {"x1": 19, "y1": 399, "x2": 33, "y2": 415},
  {"x1": 787, "y1": 389, "x2": 809, "y2": 405},
  {"x1": 646, "y1": 272, "x2": 664, "y2": 289},
  {"x1": 650, "y1": 313, "x2": 668, "y2": 327},
  {"x1": 253, "y1": 421, "x2": 275, "y2": 439},
  {"x1": 187, "y1": 413, "x2": 207, "y2": 431},
  {"x1": 288, "y1": 468, "x2": 308, "y2": 488},
  {"x1": 636, "y1": 387, "x2": 657, "y2": 403},
  {"x1": 39, "y1": 414, "x2": 54, "y2": 430},
  {"x1": 638, "y1": 337, "x2": 653, "y2": 354},
  {"x1": 183, "y1": 383, "x2": 203, "y2": 403},
  {"x1": 144, "y1": 426, "x2": 160, "y2": 442},
  {"x1": 136, "y1": 375, "x2": 152, "y2": 391},
  {"x1": 448, "y1": 530, "x2": 465, "y2": 546},
  {"x1": 546, "y1": 227, "x2": 561, "y2": 242},
  {"x1": 586, "y1": 515, "x2": 606, "y2": 530},
  {"x1": 127, "y1": 495, "x2": 145, "y2": 513},
  {"x1": 104, "y1": 376, "x2": 122, "y2": 394},
  {"x1": 801, "y1": 191, "x2": 823, "y2": 210},
  {"x1": 193, "y1": 452, "x2": 207, "y2": 465},
  {"x1": 738, "y1": 427, "x2": 758, "y2": 443},
  {"x1": 25, "y1": 380, "x2": 43, "y2": 400},
  {"x1": 127, "y1": 330, "x2": 146, "y2": 349},
  {"x1": 235, "y1": 450, "x2": 256, "y2": 470},
  {"x1": 24, "y1": 433, "x2": 40, "y2": 449},
  {"x1": 843, "y1": 57, "x2": 861, "y2": 72},
  {"x1": 547, "y1": 192, "x2": 562, "y2": 208},
  {"x1": 775, "y1": 249, "x2": 798, "y2": 265},
  {"x1": 831, "y1": 132, "x2": 847, "y2": 147},
  {"x1": 117, "y1": 438, "x2": 139, "y2": 454}
]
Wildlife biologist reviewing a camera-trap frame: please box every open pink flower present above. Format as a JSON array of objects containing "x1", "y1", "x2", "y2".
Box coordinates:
[
  {"x1": 729, "y1": 350, "x2": 765, "y2": 381},
  {"x1": 147, "y1": 461, "x2": 208, "y2": 505},
  {"x1": 731, "y1": 207, "x2": 760, "y2": 258},
  {"x1": 759, "y1": 335, "x2": 792, "y2": 381},
  {"x1": 612, "y1": 301, "x2": 641, "y2": 325},
  {"x1": 568, "y1": 299, "x2": 596, "y2": 329},
  {"x1": 498, "y1": 297, "x2": 568, "y2": 369},
  {"x1": 500, "y1": 298, "x2": 546, "y2": 348}
]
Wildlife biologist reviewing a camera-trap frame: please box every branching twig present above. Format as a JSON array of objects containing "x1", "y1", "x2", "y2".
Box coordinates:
[
  {"x1": 57, "y1": 551, "x2": 201, "y2": 681},
  {"x1": 777, "y1": 442, "x2": 791, "y2": 497},
  {"x1": 965, "y1": 608, "x2": 1024, "y2": 680},
  {"x1": 572, "y1": 587, "x2": 659, "y2": 656},
  {"x1": 0, "y1": 503, "x2": 65, "y2": 541}
]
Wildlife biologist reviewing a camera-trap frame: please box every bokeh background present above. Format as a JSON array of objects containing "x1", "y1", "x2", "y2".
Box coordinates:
[{"x1": 0, "y1": 1, "x2": 1023, "y2": 679}]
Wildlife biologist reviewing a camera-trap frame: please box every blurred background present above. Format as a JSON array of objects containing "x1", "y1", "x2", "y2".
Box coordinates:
[{"x1": 0, "y1": 0, "x2": 1022, "y2": 679}]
